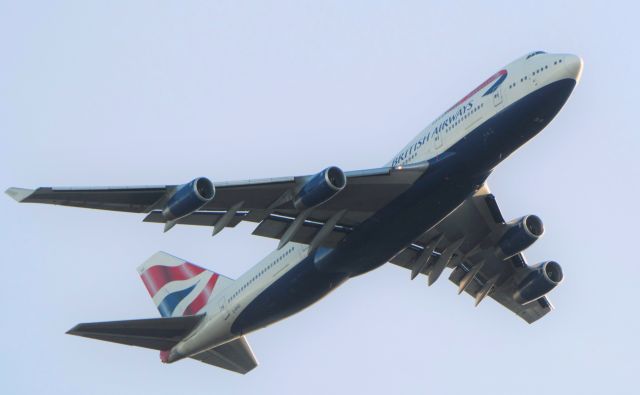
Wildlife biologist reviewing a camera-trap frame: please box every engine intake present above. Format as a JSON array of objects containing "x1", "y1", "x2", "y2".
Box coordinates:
[
  {"x1": 294, "y1": 166, "x2": 346, "y2": 209},
  {"x1": 497, "y1": 215, "x2": 544, "y2": 259},
  {"x1": 162, "y1": 177, "x2": 215, "y2": 221},
  {"x1": 513, "y1": 261, "x2": 563, "y2": 304}
]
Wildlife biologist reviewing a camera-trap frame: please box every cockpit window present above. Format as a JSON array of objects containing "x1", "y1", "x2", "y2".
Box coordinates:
[{"x1": 526, "y1": 51, "x2": 546, "y2": 59}]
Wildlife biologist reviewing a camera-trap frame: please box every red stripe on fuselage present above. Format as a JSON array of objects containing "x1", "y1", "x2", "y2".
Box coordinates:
[
  {"x1": 183, "y1": 273, "x2": 219, "y2": 316},
  {"x1": 140, "y1": 262, "x2": 206, "y2": 297},
  {"x1": 446, "y1": 69, "x2": 507, "y2": 112}
]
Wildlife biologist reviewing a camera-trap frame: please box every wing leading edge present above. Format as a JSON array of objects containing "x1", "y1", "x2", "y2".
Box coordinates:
[{"x1": 6, "y1": 162, "x2": 428, "y2": 249}]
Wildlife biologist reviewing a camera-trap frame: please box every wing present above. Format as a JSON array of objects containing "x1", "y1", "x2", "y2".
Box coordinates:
[
  {"x1": 389, "y1": 184, "x2": 556, "y2": 324},
  {"x1": 7, "y1": 162, "x2": 428, "y2": 247}
]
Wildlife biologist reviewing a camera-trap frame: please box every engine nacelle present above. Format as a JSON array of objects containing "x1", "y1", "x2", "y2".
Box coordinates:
[
  {"x1": 293, "y1": 166, "x2": 346, "y2": 209},
  {"x1": 497, "y1": 215, "x2": 544, "y2": 259},
  {"x1": 513, "y1": 261, "x2": 563, "y2": 304},
  {"x1": 162, "y1": 177, "x2": 215, "y2": 221}
]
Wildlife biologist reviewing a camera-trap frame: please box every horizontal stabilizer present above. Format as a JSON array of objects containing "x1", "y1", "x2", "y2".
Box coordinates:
[
  {"x1": 191, "y1": 336, "x2": 258, "y2": 374},
  {"x1": 67, "y1": 315, "x2": 203, "y2": 351}
]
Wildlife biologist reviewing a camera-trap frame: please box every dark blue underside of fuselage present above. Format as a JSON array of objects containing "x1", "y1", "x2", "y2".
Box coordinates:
[{"x1": 231, "y1": 78, "x2": 576, "y2": 335}]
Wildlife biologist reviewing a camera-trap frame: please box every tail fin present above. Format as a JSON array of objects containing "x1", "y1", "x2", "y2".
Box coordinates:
[{"x1": 138, "y1": 252, "x2": 234, "y2": 317}]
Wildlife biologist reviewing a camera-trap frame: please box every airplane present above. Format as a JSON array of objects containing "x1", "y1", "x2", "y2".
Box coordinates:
[{"x1": 6, "y1": 51, "x2": 582, "y2": 374}]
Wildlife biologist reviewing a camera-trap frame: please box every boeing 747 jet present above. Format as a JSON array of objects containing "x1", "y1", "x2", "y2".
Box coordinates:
[{"x1": 7, "y1": 51, "x2": 582, "y2": 374}]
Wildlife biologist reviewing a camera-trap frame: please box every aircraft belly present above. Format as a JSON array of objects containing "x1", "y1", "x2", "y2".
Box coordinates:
[
  {"x1": 321, "y1": 169, "x2": 482, "y2": 276},
  {"x1": 230, "y1": 255, "x2": 348, "y2": 335}
]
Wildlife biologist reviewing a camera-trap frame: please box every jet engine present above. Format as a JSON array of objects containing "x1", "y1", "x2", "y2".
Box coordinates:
[
  {"x1": 513, "y1": 261, "x2": 563, "y2": 304},
  {"x1": 293, "y1": 166, "x2": 346, "y2": 209},
  {"x1": 162, "y1": 177, "x2": 215, "y2": 221},
  {"x1": 497, "y1": 215, "x2": 544, "y2": 259}
]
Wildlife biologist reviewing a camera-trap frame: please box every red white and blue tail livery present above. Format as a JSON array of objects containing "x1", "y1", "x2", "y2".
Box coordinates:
[{"x1": 138, "y1": 252, "x2": 233, "y2": 318}]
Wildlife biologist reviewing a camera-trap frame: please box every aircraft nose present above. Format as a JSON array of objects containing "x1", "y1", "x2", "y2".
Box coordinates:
[{"x1": 563, "y1": 54, "x2": 583, "y2": 83}]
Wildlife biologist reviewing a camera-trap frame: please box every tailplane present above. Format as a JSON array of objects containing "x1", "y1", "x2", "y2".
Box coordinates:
[
  {"x1": 67, "y1": 316, "x2": 258, "y2": 374},
  {"x1": 67, "y1": 315, "x2": 203, "y2": 351},
  {"x1": 191, "y1": 336, "x2": 258, "y2": 374},
  {"x1": 138, "y1": 251, "x2": 234, "y2": 317}
]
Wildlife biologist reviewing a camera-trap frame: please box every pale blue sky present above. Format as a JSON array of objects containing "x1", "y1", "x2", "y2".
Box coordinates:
[{"x1": 1, "y1": 1, "x2": 638, "y2": 394}]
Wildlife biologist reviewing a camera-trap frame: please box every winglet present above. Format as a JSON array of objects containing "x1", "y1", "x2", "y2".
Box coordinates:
[
  {"x1": 164, "y1": 220, "x2": 177, "y2": 233},
  {"x1": 5, "y1": 187, "x2": 34, "y2": 202}
]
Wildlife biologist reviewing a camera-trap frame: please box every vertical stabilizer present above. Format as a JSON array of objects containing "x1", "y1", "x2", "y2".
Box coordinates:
[{"x1": 138, "y1": 252, "x2": 234, "y2": 317}]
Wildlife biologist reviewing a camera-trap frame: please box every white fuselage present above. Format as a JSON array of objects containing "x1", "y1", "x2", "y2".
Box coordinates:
[{"x1": 167, "y1": 242, "x2": 311, "y2": 361}]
